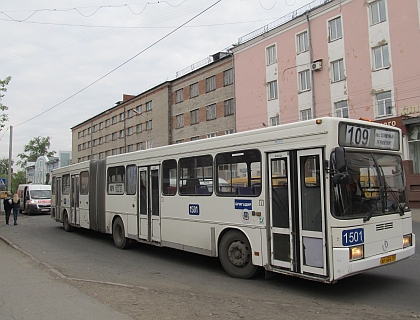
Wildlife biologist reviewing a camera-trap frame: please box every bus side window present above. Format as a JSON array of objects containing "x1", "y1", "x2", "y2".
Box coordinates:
[
  {"x1": 215, "y1": 149, "x2": 261, "y2": 196},
  {"x1": 162, "y1": 160, "x2": 177, "y2": 196},
  {"x1": 179, "y1": 155, "x2": 213, "y2": 195}
]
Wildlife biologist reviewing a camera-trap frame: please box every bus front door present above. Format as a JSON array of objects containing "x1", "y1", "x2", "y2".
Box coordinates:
[
  {"x1": 269, "y1": 149, "x2": 326, "y2": 277},
  {"x1": 138, "y1": 166, "x2": 161, "y2": 242},
  {"x1": 297, "y1": 149, "x2": 326, "y2": 276},
  {"x1": 269, "y1": 153, "x2": 294, "y2": 270},
  {"x1": 70, "y1": 174, "x2": 80, "y2": 226},
  {"x1": 54, "y1": 178, "x2": 61, "y2": 220}
]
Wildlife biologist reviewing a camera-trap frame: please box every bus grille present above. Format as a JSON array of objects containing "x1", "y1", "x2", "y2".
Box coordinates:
[{"x1": 376, "y1": 222, "x2": 393, "y2": 231}]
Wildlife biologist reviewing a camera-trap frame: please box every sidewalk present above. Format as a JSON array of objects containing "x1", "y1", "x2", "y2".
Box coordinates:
[{"x1": 0, "y1": 236, "x2": 133, "y2": 320}]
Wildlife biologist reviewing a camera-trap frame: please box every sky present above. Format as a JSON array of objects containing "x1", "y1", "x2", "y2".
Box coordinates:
[{"x1": 1, "y1": 0, "x2": 316, "y2": 168}]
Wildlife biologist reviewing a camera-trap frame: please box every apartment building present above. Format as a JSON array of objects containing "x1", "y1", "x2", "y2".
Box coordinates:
[
  {"x1": 231, "y1": 0, "x2": 420, "y2": 206},
  {"x1": 171, "y1": 52, "x2": 235, "y2": 143},
  {"x1": 71, "y1": 53, "x2": 234, "y2": 162},
  {"x1": 72, "y1": 83, "x2": 170, "y2": 163}
]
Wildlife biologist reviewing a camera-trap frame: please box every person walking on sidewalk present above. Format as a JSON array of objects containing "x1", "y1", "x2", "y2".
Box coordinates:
[
  {"x1": 11, "y1": 193, "x2": 20, "y2": 225},
  {"x1": 3, "y1": 192, "x2": 12, "y2": 226}
]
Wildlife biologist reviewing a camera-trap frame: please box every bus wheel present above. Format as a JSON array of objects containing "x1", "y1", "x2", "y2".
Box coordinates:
[
  {"x1": 112, "y1": 217, "x2": 129, "y2": 249},
  {"x1": 219, "y1": 230, "x2": 258, "y2": 279},
  {"x1": 63, "y1": 212, "x2": 73, "y2": 232}
]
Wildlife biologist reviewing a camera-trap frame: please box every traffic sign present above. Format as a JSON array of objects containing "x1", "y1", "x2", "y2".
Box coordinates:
[{"x1": 0, "y1": 178, "x2": 6, "y2": 186}]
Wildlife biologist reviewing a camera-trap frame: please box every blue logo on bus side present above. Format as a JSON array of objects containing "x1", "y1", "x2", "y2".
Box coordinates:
[
  {"x1": 235, "y1": 199, "x2": 252, "y2": 210},
  {"x1": 189, "y1": 204, "x2": 200, "y2": 215}
]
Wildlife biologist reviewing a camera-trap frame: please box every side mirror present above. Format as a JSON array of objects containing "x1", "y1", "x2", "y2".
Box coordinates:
[
  {"x1": 333, "y1": 173, "x2": 351, "y2": 185},
  {"x1": 335, "y1": 147, "x2": 347, "y2": 172}
]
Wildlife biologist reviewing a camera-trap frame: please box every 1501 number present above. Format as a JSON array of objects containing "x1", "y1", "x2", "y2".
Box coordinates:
[{"x1": 342, "y1": 228, "x2": 364, "y2": 246}]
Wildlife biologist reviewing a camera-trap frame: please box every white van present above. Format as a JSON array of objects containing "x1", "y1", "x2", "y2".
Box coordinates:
[{"x1": 17, "y1": 184, "x2": 51, "y2": 215}]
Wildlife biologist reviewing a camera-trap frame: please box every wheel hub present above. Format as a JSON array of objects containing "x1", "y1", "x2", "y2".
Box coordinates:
[{"x1": 228, "y1": 240, "x2": 250, "y2": 267}]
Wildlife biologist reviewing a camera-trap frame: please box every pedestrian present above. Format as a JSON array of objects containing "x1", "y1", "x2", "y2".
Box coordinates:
[
  {"x1": 3, "y1": 192, "x2": 12, "y2": 226},
  {"x1": 11, "y1": 193, "x2": 20, "y2": 225}
]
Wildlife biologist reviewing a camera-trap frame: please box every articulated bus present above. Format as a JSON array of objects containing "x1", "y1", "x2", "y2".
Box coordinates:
[{"x1": 51, "y1": 118, "x2": 415, "y2": 283}]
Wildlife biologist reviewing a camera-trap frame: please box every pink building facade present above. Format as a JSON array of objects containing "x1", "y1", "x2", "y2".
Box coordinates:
[{"x1": 232, "y1": 0, "x2": 420, "y2": 206}]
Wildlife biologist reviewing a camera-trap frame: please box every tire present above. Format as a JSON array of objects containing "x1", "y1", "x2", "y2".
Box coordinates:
[
  {"x1": 112, "y1": 217, "x2": 129, "y2": 249},
  {"x1": 63, "y1": 211, "x2": 73, "y2": 232},
  {"x1": 219, "y1": 230, "x2": 259, "y2": 279}
]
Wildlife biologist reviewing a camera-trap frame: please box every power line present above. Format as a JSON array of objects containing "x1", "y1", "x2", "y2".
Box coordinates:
[{"x1": 15, "y1": 0, "x2": 222, "y2": 128}]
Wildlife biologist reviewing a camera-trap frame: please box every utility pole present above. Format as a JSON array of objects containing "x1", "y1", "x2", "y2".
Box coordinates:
[{"x1": 8, "y1": 125, "x2": 13, "y2": 192}]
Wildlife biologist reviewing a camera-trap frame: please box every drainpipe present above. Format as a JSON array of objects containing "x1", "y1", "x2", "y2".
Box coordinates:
[{"x1": 307, "y1": 12, "x2": 316, "y2": 118}]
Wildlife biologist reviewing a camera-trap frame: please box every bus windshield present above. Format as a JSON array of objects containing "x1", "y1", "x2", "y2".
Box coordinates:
[
  {"x1": 331, "y1": 151, "x2": 407, "y2": 220},
  {"x1": 30, "y1": 190, "x2": 51, "y2": 199}
]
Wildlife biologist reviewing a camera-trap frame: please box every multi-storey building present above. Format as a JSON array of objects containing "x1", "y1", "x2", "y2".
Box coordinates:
[
  {"x1": 71, "y1": 53, "x2": 234, "y2": 161},
  {"x1": 171, "y1": 53, "x2": 235, "y2": 143},
  {"x1": 72, "y1": 82, "x2": 171, "y2": 163},
  {"x1": 231, "y1": 0, "x2": 420, "y2": 206}
]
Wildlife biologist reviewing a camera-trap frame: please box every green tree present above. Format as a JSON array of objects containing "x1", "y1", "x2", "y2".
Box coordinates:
[
  {"x1": 17, "y1": 136, "x2": 55, "y2": 168},
  {"x1": 12, "y1": 170, "x2": 26, "y2": 192},
  {"x1": 0, "y1": 157, "x2": 13, "y2": 174},
  {"x1": 0, "y1": 76, "x2": 11, "y2": 130}
]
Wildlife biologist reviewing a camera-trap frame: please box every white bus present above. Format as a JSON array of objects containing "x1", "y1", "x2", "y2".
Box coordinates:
[{"x1": 51, "y1": 118, "x2": 415, "y2": 282}]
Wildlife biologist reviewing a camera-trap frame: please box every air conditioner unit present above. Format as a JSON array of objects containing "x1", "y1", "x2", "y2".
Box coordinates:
[{"x1": 311, "y1": 60, "x2": 322, "y2": 71}]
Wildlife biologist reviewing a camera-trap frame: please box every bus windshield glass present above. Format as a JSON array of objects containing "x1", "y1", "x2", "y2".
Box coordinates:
[
  {"x1": 30, "y1": 190, "x2": 51, "y2": 199},
  {"x1": 331, "y1": 151, "x2": 407, "y2": 220}
]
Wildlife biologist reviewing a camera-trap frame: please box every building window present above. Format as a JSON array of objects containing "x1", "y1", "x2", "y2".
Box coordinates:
[
  {"x1": 176, "y1": 139, "x2": 184, "y2": 144},
  {"x1": 331, "y1": 59, "x2": 345, "y2": 82},
  {"x1": 78, "y1": 132, "x2": 82, "y2": 138},
  {"x1": 137, "y1": 123, "x2": 142, "y2": 133},
  {"x1": 334, "y1": 100, "x2": 349, "y2": 118},
  {"x1": 328, "y1": 16, "x2": 342, "y2": 42},
  {"x1": 105, "y1": 119, "x2": 110, "y2": 127},
  {"x1": 370, "y1": 0, "x2": 386, "y2": 25},
  {"x1": 224, "y1": 69, "x2": 234, "y2": 86},
  {"x1": 136, "y1": 105, "x2": 142, "y2": 114},
  {"x1": 300, "y1": 109, "x2": 312, "y2": 121},
  {"x1": 146, "y1": 101, "x2": 152, "y2": 111},
  {"x1": 137, "y1": 142, "x2": 143, "y2": 151},
  {"x1": 105, "y1": 134, "x2": 111, "y2": 143},
  {"x1": 270, "y1": 116, "x2": 279, "y2": 126},
  {"x1": 127, "y1": 109, "x2": 133, "y2": 118},
  {"x1": 99, "y1": 137, "x2": 103, "y2": 144},
  {"x1": 120, "y1": 147, "x2": 125, "y2": 154},
  {"x1": 112, "y1": 116, "x2": 117, "y2": 125},
  {"x1": 88, "y1": 127, "x2": 92, "y2": 135},
  {"x1": 99, "y1": 122, "x2": 104, "y2": 130},
  {"x1": 267, "y1": 80, "x2": 278, "y2": 100},
  {"x1": 376, "y1": 91, "x2": 393, "y2": 117},
  {"x1": 299, "y1": 70, "x2": 311, "y2": 92},
  {"x1": 207, "y1": 133, "x2": 216, "y2": 138},
  {"x1": 224, "y1": 99, "x2": 234, "y2": 116},
  {"x1": 88, "y1": 141, "x2": 91, "y2": 148},
  {"x1": 127, "y1": 145, "x2": 134, "y2": 152},
  {"x1": 296, "y1": 31, "x2": 308, "y2": 54},
  {"x1": 206, "y1": 76, "x2": 216, "y2": 92},
  {"x1": 408, "y1": 125, "x2": 420, "y2": 174},
  {"x1": 120, "y1": 113, "x2": 125, "y2": 122},
  {"x1": 146, "y1": 120, "x2": 152, "y2": 131},
  {"x1": 78, "y1": 144, "x2": 81, "y2": 151},
  {"x1": 106, "y1": 150, "x2": 111, "y2": 156},
  {"x1": 93, "y1": 124, "x2": 98, "y2": 132},
  {"x1": 120, "y1": 130, "x2": 125, "y2": 138},
  {"x1": 112, "y1": 133, "x2": 117, "y2": 141},
  {"x1": 266, "y1": 44, "x2": 277, "y2": 65},
  {"x1": 225, "y1": 129, "x2": 235, "y2": 135},
  {"x1": 127, "y1": 127, "x2": 134, "y2": 136},
  {"x1": 373, "y1": 44, "x2": 390, "y2": 70},
  {"x1": 190, "y1": 83, "x2": 198, "y2": 98},
  {"x1": 190, "y1": 109, "x2": 199, "y2": 125},
  {"x1": 176, "y1": 114, "x2": 184, "y2": 129},
  {"x1": 146, "y1": 140, "x2": 153, "y2": 149},
  {"x1": 191, "y1": 136, "x2": 200, "y2": 141},
  {"x1": 206, "y1": 104, "x2": 216, "y2": 120},
  {"x1": 175, "y1": 89, "x2": 183, "y2": 103},
  {"x1": 112, "y1": 149, "x2": 118, "y2": 155}
]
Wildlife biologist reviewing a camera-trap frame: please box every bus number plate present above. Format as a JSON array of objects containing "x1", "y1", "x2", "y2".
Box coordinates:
[
  {"x1": 380, "y1": 254, "x2": 396, "y2": 265},
  {"x1": 342, "y1": 228, "x2": 364, "y2": 246}
]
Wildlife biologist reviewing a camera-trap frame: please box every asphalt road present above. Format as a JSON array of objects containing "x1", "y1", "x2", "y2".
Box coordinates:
[{"x1": 0, "y1": 211, "x2": 419, "y2": 319}]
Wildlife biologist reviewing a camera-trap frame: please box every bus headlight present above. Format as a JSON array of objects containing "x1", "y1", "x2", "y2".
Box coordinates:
[
  {"x1": 403, "y1": 234, "x2": 412, "y2": 248},
  {"x1": 349, "y1": 245, "x2": 364, "y2": 261}
]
